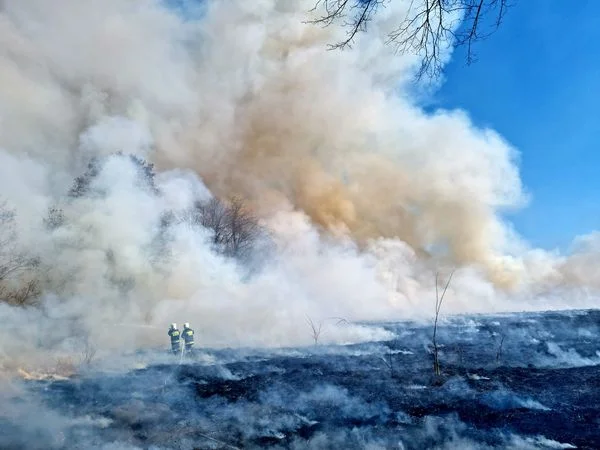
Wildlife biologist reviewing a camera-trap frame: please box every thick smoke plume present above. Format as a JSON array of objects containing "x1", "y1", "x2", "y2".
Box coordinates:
[{"x1": 0, "y1": 0, "x2": 598, "y2": 369}]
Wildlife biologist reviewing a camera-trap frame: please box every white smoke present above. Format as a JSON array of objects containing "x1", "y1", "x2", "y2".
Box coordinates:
[{"x1": 0, "y1": 0, "x2": 598, "y2": 371}]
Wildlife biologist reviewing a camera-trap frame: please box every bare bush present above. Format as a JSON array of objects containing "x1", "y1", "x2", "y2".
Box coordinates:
[
  {"x1": 309, "y1": 0, "x2": 511, "y2": 79},
  {"x1": 54, "y1": 356, "x2": 76, "y2": 377},
  {"x1": 304, "y1": 316, "x2": 352, "y2": 346},
  {"x1": 306, "y1": 316, "x2": 323, "y2": 345},
  {"x1": 79, "y1": 335, "x2": 97, "y2": 366}
]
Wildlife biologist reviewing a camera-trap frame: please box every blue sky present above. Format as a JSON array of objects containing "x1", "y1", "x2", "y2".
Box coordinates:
[{"x1": 428, "y1": 0, "x2": 600, "y2": 252}]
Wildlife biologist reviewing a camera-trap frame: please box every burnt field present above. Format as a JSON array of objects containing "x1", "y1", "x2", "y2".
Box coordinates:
[{"x1": 4, "y1": 309, "x2": 599, "y2": 449}]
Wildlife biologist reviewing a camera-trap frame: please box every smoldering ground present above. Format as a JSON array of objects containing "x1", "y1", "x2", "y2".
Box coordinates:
[{"x1": 4, "y1": 309, "x2": 598, "y2": 449}]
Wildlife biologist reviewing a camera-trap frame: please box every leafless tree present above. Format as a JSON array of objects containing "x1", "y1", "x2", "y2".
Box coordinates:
[
  {"x1": 432, "y1": 269, "x2": 454, "y2": 376},
  {"x1": 0, "y1": 201, "x2": 40, "y2": 306},
  {"x1": 193, "y1": 196, "x2": 264, "y2": 260},
  {"x1": 308, "y1": 0, "x2": 511, "y2": 78}
]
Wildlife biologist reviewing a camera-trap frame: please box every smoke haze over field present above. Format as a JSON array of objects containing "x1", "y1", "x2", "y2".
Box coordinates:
[{"x1": 0, "y1": 0, "x2": 599, "y2": 365}]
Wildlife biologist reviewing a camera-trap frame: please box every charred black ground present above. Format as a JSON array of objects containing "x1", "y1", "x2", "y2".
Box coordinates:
[{"x1": 4, "y1": 309, "x2": 599, "y2": 449}]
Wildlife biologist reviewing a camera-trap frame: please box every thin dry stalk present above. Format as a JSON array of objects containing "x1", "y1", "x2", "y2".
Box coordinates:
[{"x1": 433, "y1": 269, "x2": 454, "y2": 376}]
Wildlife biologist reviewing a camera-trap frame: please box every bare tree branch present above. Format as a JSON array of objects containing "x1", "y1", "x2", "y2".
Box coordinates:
[
  {"x1": 309, "y1": 0, "x2": 386, "y2": 49},
  {"x1": 308, "y1": 0, "x2": 512, "y2": 79}
]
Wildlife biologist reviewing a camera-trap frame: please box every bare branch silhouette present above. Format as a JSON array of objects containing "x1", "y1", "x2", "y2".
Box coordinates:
[{"x1": 308, "y1": 0, "x2": 512, "y2": 79}]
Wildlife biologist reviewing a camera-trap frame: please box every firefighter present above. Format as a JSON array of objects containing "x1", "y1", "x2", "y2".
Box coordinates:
[
  {"x1": 168, "y1": 323, "x2": 181, "y2": 355},
  {"x1": 182, "y1": 322, "x2": 195, "y2": 354}
]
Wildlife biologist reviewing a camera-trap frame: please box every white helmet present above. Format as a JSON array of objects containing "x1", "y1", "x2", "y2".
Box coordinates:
[
  {"x1": 184, "y1": 322, "x2": 190, "y2": 328},
  {"x1": 171, "y1": 323, "x2": 177, "y2": 329}
]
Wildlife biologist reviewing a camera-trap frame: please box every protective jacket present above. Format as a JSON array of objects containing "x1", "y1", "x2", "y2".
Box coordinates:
[
  {"x1": 168, "y1": 328, "x2": 181, "y2": 353},
  {"x1": 182, "y1": 327, "x2": 195, "y2": 349}
]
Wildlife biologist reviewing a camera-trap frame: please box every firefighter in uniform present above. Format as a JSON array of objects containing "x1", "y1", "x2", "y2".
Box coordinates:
[
  {"x1": 168, "y1": 323, "x2": 181, "y2": 355},
  {"x1": 182, "y1": 322, "x2": 195, "y2": 354}
]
